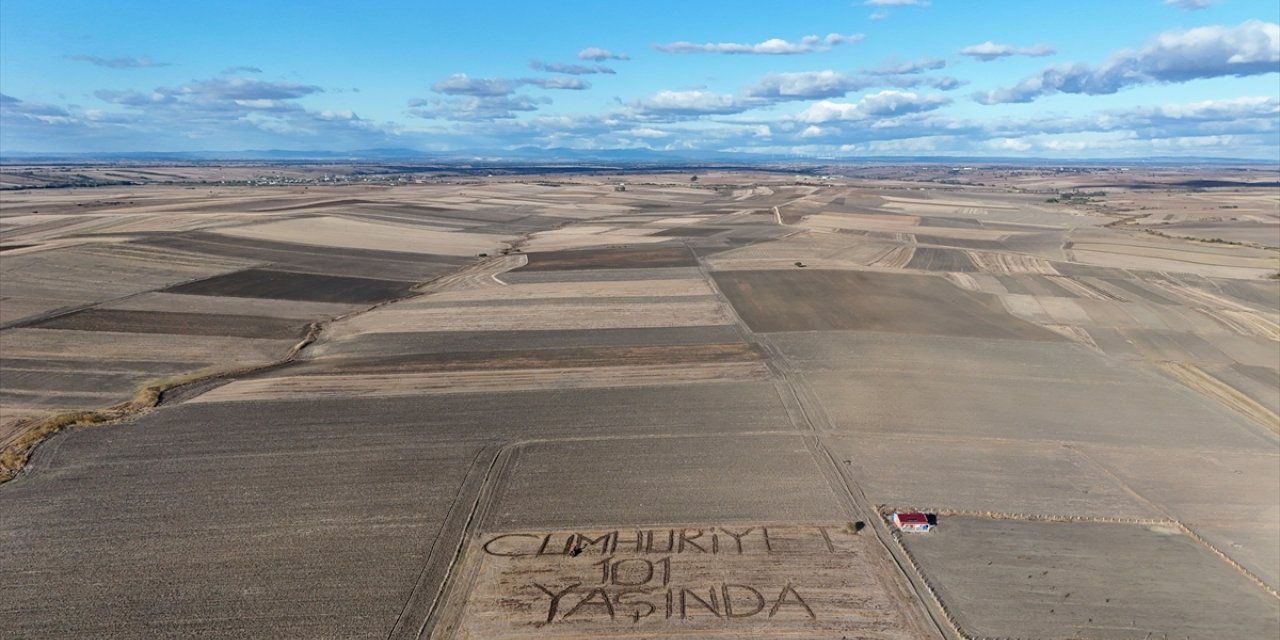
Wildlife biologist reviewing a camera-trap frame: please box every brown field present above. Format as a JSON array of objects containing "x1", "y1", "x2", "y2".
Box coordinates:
[
  {"x1": 713, "y1": 270, "x2": 1064, "y2": 339},
  {"x1": 900, "y1": 517, "x2": 1279, "y2": 639},
  {"x1": 518, "y1": 246, "x2": 699, "y2": 271},
  {"x1": 1, "y1": 166, "x2": 1276, "y2": 639},
  {"x1": 164, "y1": 267, "x2": 417, "y2": 303},
  {"x1": 29, "y1": 308, "x2": 308, "y2": 339}
]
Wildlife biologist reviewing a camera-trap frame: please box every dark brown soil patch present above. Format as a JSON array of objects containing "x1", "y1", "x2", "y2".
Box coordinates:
[
  {"x1": 292, "y1": 342, "x2": 760, "y2": 375},
  {"x1": 164, "y1": 268, "x2": 415, "y2": 304},
  {"x1": 651, "y1": 226, "x2": 728, "y2": 237},
  {"x1": 518, "y1": 246, "x2": 696, "y2": 271},
  {"x1": 905, "y1": 246, "x2": 979, "y2": 272},
  {"x1": 30, "y1": 309, "x2": 308, "y2": 339}
]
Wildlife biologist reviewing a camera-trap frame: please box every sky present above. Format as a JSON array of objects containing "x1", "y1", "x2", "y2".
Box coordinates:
[{"x1": 1, "y1": 0, "x2": 1278, "y2": 159}]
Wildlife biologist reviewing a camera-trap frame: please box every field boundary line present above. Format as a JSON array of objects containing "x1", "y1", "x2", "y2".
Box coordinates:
[
  {"x1": 386, "y1": 443, "x2": 502, "y2": 640},
  {"x1": 1071, "y1": 448, "x2": 1280, "y2": 600},
  {"x1": 417, "y1": 444, "x2": 514, "y2": 639},
  {"x1": 878, "y1": 506, "x2": 1177, "y2": 526},
  {"x1": 878, "y1": 512, "x2": 974, "y2": 640},
  {"x1": 821, "y1": 445, "x2": 958, "y2": 640}
]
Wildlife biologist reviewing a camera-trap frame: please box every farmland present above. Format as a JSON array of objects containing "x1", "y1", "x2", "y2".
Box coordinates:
[{"x1": 1, "y1": 165, "x2": 1277, "y2": 639}]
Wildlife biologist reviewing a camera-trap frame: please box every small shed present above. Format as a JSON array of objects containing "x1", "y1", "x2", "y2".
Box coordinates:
[{"x1": 892, "y1": 512, "x2": 931, "y2": 533}]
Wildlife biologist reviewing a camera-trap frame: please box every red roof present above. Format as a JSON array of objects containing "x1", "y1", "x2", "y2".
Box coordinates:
[{"x1": 895, "y1": 512, "x2": 929, "y2": 525}]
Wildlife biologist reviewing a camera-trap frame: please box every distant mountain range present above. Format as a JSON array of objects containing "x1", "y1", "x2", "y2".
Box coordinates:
[{"x1": 1, "y1": 147, "x2": 1276, "y2": 166}]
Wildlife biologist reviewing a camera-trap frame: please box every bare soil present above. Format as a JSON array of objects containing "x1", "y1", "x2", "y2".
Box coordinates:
[{"x1": 165, "y1": 268, "x2": 416, "y2": 303}]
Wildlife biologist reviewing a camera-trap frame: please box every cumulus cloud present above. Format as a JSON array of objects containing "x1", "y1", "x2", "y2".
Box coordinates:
[
  {"x1": 417, "y1": 74, "x2": 588, "y2": 121},
  {"x1": 958, "y1": 41, "x2": 1056, "y2": 61},
  {"x1": 529, "y1": 60, "x2": 615, "y2": 75},
  {"x1": 1094, "y1": 97, "x2": 1280, "y2": 138},
  {"x1": 69, "y1": 54, "x2": 170, "y2": 69},
  {"x1": 917, "y1": 75, "x2": 965, "y2": 90},
  {"x1": 630, "y1": 90, "x2": 743, "y2": 116},
  {"x1": 1149, "y1": 95, "x2": 1278, "y2": 119},
  {"x1": 1, "y1": 74, "x2": 401, "y2": 152},
  {"x1": 974, "y1": 20, "x2": 1280, "y2": 104},
  {"x1": 987, "y1": 137, "x2": 1033, "y2": 152},
  {"x1": 0, "y1": 93, "x2": 74, "y2": 121},
  {"x1": 654, "y1": 33, "x2": 863, "y2": 55},
  {"x1": 197, "y1": 78, "x2": 323, "y2": 101},
  {"x1": 392, "y1": 90, "x2": 1279, "y2": 157},
  {"x1": 745, "y1": 70, "x2": 871, "y2": 100},
  {"x1": 978, "y1": 96, "x2": 1280, "y2": 146},
  {"x1": 1164, "y1": 0, "x2": 1213, "y2": 10},
  {"x1": 409, "y1": 94, "x2": 550, "y2": 121},
  {"x1": 431, "y1": 73, "x2": 589, "y2": 97},
  {"x1": 221, "y1": 66, "x2": 263, "y2": 75},
  {"x1": 577, "y1": 47, "x2": 629, "y2": 61},
  {"x1": 410, "y1": 92, "x2": 1279, "y2": 156},
  {"x1": 865, "y1": 57, "x2": 947, "y2": 75},
  {"x1": 523, "y1": 77, "x2": 590, "y2": 90},
  {"x1": 744, "y1": 70, "x2": 963, "y2": 101},
  {"x1": 796, "y1": 90, "x2": 951, "y2": 122},
  {"x1": 432, "y1": 74, "x2": 518, "y2": 97},
  {"x1": 94, "y1": 89, "x2": 171, "y2": 107},
  {"x1": 93, "y1": 78, "x2": 322, "y2": 108},
  {"x1": 627, "y1": 127, "x2": 672, "y2": 138}
]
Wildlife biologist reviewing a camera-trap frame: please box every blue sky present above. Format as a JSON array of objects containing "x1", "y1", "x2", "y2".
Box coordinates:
[{"x1": 2, "y1": 0, "x2": 1278, "y2": 158}]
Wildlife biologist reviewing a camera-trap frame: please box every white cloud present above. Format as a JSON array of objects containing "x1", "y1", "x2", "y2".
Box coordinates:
[
  {"x1": 529, "y1": 60, "x2": 615, "y2": 75},
  {"x1": 577, "y1": 47, "x2": 629, "y2": 61},
  {"x1": 796, "y1": 90, "x2": 951, "y2": 122},
  {"x1": 654, "y1": 33, "x2": 863, "y2": 55},
  {"x1": 432, "y1": 74, "x2": 517, "y2": 97},
  {"x1": 1153, "y1": 95, "x2": 1278, "y2": 119},
  {"x1": 95, "y1": 78, "x2": 323, "y2": 106},
  {"x1": 2, "y1": 74, "x2": 405, "y2": 153},
  {"x1": 523, "y1": 77, "x2": 590, "y2": 90},
  {"x1": 746, "y1": 70, "x2": 868, "y2": 99},
  {"x1": 628, "y1": 127, "x2": 671, "y2": 138},
  {"x1": 1019, "y1": 44, "x2": 1057, "y2": 57},
  {"x1": 744, "y1": 70, "x2": 961, "y2": 102},
  {"x1": 974, "y1": 20, "x2": 1280, "y2": 104},
  {"x1": 431, "y1": 73, "x2": 589, "y2": 97},
  {"x1": 409, "y1": 94, "x2": 550, "y2": 121},
  {"x1": 865, "y1": 57, "x2": 947, "y2": 75},
  {"x1": 631, "y1": 90, "x2": 743, "y2": 116},
  {"x1": 986, "y1": 138, "x2": 1033, "y2": 151},
  {"x1": 959, "y1": 41, "x2": 1056, "y2": 61}
]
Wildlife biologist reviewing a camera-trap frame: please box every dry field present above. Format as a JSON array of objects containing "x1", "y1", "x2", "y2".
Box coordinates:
[
  {"x1": 1, "y1": 166, "x2": 1276, "y2": 639},
  {"x1": 900, "y1": 517, "x2": 1278, "y2": 639}
]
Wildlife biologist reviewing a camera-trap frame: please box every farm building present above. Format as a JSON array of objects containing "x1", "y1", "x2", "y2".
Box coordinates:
[{"x1": 892, "y1": 512, "x2": 931, "y2": 533}]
